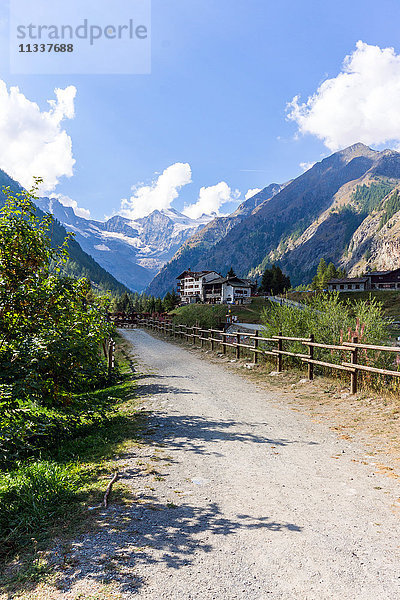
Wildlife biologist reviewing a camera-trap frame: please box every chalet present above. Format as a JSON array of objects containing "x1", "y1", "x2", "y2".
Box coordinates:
[
  {"x1": 327, "y1": 268, "x2": 400, "y2": 292},
  {"x1": 177, "y1": 270, "x2": 253, "y2": 304},
  {"x1": 327, "y1": 277, "x2": 368, "y2": 292},
  {"x1": 203, "y1": 275, "x2": 252, "y2": 304},
  {"x1": 176, "y1": 270, "x2": 221, "y2": 304},
  {"x1": 369, "y1": 269, "x2": 400, "y2": 290}
]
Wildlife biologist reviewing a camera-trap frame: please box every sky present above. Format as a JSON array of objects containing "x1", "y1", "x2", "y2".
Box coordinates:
[{"x1": 1, "y1": 0, "x2": 400, "y2": 221}]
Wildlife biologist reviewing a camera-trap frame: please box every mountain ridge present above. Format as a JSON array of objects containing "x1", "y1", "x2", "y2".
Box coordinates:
[
  {"x1": 36, "y1": 198, "x2": 213, "y2": 292},
  {"x1": 146, "y1": 143, "x2": 400, "y2": 296}
]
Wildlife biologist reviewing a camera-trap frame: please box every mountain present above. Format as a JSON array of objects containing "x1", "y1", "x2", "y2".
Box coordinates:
[
  {"x1": 0, "y1": 170, "x2": 128, "y2": 295},
  {"x1": 147, "y1": 144, "x2": 400, "y2": 295},
  {"x1": 35, "y1": 198, "x2": 212, "y2": 292}
]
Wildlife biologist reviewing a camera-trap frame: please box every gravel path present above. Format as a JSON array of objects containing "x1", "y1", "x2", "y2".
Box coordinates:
[
  {"x1": 117, "y1": 329, "x2": 400, "y2": 599},
  {"x1": 38, "y1": 328, "x2": 400, "y2": 600}
]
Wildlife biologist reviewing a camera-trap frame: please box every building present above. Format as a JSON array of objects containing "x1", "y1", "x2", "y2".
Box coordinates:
[
  {"x1": 327, "y1": 277, "x2": 368, "y2": 292},
  {"x1": 177, "y1": 270, "x2": 253, "y2": 304},
  {"x1": 203, "y1": 275, "x2": 252, "y2": 304},
  {"x1": 176, "y1": 270, "x2": 221, "y2": 304},
  {"x1": 369, "y1": 269, "x2": 400, "y2": 290},
  {"x1": 327, "y1": 268, "x2": 400, "y2": 292}
]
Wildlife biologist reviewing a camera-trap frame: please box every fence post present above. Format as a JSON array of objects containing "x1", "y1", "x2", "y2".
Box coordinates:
[
  {"x1": 308, "y1": 334, "x2": 314, "y2": 380},
  {"x1": 192, "y1": 326, "x2": 196, "y2": 345},
  {"x1": 350, "y1": 335, "x2": 358, "y2": 394},
  {"x1": 277, "y1": 332, "x2": 283, "y2": 372},
  {"x1": 108, "y1": 337, "x2": 115, "y2": 377},
  {"x1": 254, "y1": 330, "x2": 259, "y2": 364},
  {"x1": 222, "y1": 332, "x2": 226, "y2": 354},
  {"x1": 236, "y1": 333, "x2": 240, "y2": 360}
]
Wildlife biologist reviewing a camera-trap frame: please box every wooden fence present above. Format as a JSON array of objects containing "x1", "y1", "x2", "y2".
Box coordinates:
[{"x1": 136, "y1": 317, "x2": 400, "y2": 394}]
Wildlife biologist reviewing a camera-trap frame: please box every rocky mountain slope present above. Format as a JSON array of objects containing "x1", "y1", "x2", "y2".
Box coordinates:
[
  {"x1": 0, "y1": 170, "x2": 128, "y2": 295},
  {"x1": 36, "y1": 198, "x2": 212, "y2": 292},
  {"x1": 147, "y1": 144, "x2": 400, "y2": 296}
]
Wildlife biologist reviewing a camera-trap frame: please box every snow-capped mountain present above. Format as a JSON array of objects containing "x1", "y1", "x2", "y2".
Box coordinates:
[{"x1": 36, "y1": 198, "x2": 212, "y2": 292}]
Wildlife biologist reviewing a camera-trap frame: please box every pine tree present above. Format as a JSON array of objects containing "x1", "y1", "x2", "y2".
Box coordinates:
[
  {"x1": 312, "y1": 258, "x2": 347, "y2": 290},
  {"x1": 259, "y1": 264, "x2": 291, "y2": 295}
]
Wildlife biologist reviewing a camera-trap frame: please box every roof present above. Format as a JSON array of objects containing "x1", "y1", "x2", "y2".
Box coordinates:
[
  {"x1": 176, "y1": 270, "x2": 217, "y2": 279},
  {"x1": 327, "y1": 278, "x2": 368, "y2": 284},
  {"x1": 204, "y1": 276, "x2": 252, "y2": 287},
  {"x1": 368, "y1": 269, "x2": 400, "y2": 277}
]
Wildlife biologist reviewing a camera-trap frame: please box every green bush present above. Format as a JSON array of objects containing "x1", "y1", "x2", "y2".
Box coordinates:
[
  {"x1": 0, "y1": 393, "x2": 113, "y2": 467},
  {"x1": 0, "y1": 182, "x2": 114, "y2": 410},
  {"x1": 0, "y1": 182, "x2": 117, "y2": 468},
  {"x1": 261, "y1": 293, "x2": 398, "y2": 388}
]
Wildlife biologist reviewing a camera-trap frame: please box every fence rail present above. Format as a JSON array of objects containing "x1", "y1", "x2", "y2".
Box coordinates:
[{"x1": 134, "y1": 317, "x2": 400, "y2": 394}]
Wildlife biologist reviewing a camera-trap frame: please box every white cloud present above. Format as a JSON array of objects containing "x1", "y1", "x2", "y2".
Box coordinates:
[
  {"x1": 0, "y1": 81, "x2": 76, "y2": 193},
  {"x1": 245, "y1": 188, "x2": 262, "y2": 200},
  {"x1": 287, "y1": 41, "x2": 400, "y2": 151},
  {"x1": 119, "y1": 162, "x2": 192, "y2": 219},
  {"x1": 299, "y1": 161, "x2": 315, "y2": 172},
  {"x1": 183, "y1": 182, "x2": 240, "y2": 219},
  {"x1": 52, "y1": 193, "x2": 91, "y2": 219}
]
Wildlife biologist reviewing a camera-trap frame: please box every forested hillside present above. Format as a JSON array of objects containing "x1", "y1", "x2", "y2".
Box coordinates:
[
  {"x1": 147, "y1": 144, "x2": 400, "y2": 295},
  {"x1": 0, "y1": 170, "x2": 127, "y2": 295}
]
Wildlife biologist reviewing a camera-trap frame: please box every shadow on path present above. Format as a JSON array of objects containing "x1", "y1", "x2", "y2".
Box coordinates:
[{"x1": 51, "y1": 495, "x2": 302, "y2": 596}]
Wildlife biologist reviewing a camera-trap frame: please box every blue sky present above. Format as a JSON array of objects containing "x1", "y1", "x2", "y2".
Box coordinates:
[{"x1": 1, "y1": 0, "x2": 400, "y2": 220}]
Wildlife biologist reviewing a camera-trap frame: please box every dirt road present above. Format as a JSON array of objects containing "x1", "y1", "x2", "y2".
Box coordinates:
[
  {"x1": 113, "y1": 329, "x2": 399, "y2": 599},
  {"x1": 31, "y1": 328, "x2": 399, "y2": 600}
]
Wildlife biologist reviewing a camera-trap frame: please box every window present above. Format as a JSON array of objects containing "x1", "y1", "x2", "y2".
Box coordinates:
[
  {"x1": 355, "y1": 284, "x2": 360, "y2": 289},
  {"x1": 340, "y1": 284, "x2": 344, "y2": 289},
  {"x1": 332, "y1": 284, "x2": 336, "y2": 290}
]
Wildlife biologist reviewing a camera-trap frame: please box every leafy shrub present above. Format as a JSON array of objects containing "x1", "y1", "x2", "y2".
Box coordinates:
[
  {"x1": 0, "y1": 182, "x2": 115, "y2": 466},
  {"x1": 0, "y1": 393, "x2": 113, "y2": 467},
  {"x1": 261, "y1": 293, "x2": 398, "y2": 389}
]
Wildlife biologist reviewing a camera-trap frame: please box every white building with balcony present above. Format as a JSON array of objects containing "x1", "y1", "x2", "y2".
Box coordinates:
[{"x1": 176, "y1": 269, "x2": 221, "y2": 304}]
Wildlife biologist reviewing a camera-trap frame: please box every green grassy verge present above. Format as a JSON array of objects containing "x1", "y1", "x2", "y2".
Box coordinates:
[
  {"x1": 0, "y1": 336, "x2": 145, "y2": 591},
  {"x1": 171, "y1": 297, "x2": 269, "y2": 328}
]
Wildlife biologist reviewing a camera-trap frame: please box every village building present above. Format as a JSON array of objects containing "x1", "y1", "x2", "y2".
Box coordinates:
[
  {"x1": 203, "y1": 275, "x2": 252, "y2": 304},
  {"x1": 327, "y1": 268, "x2": 400, "y2": 292},
  {"x1": 327, "y1": 277, "x2": 368, "y2": 292},
  {"x1": 177, "y1": 270, "x2": 253, "y2": 304},
  {"x1": 176, "y1": 270, "x2": 221, "y2": 304}
]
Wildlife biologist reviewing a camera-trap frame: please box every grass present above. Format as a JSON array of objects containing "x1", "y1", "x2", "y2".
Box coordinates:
[
  {"x1": 171, "y1": 297, "x2": 269, "y2": 328},
  {"x1": 0, "y1": 334, "x2": 146, "y2": 592}
]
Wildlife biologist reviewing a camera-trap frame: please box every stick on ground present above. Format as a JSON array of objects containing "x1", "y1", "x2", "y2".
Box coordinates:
[{"x1": 103, "y1": 472, "x2": 119, "y2": 508}]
